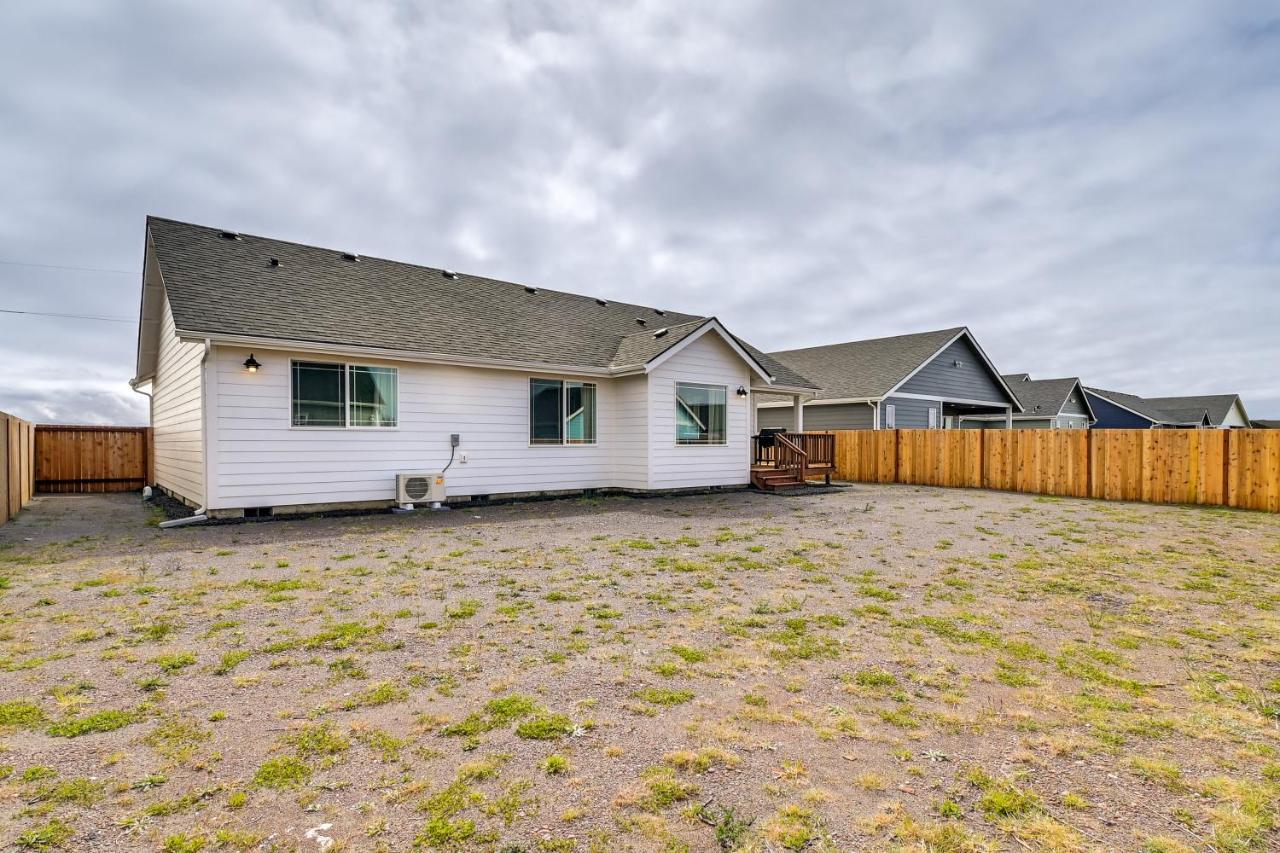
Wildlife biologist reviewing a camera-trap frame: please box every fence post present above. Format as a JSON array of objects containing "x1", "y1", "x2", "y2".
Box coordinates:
[
  {"x1": 892, "y1": 429, "x2": 901, "y2": 484},
  {"x1": 0, "y1": 414, "x2": 9, "y2": 525}
]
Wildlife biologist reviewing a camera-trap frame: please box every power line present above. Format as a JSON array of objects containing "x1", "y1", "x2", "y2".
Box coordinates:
[
  {"x1": 0, "y1": 308, "x2": 134, "y2": 324},
  {"x1": 0, "y1": 259, "x2": 137, "y2": 275}
]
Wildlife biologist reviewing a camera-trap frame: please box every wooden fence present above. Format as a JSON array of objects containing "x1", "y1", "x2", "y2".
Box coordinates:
[
  {"x1": 0, "y1": 412, "x2": 36, "y2": 524},
  {"x1": 830, "y1": 429, "x2": 1280, "y2": 513},
  {"x1": 34, "y1": 425, "x2": 153, "y2": 494}
]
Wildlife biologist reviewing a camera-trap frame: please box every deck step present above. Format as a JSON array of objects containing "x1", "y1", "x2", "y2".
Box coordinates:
[{"x1": 750, "y1": 469, "x2": 808, "y2": 491}]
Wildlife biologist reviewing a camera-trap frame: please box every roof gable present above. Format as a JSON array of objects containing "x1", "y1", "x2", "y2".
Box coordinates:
[
  {"x1": 768, "y1": 327, "x2": 1019, "y2": 407},
  {"x1": 767, "y1": 327, "x2": 965, "y2": 399},
  {"x1": 1002, "y1": 375, "x2": 1094, "y2": 420},
  {"x1": 1144, "y1": 394, "x2": 1246, "y2": 426},
  {"x1": 894, "y1": 332, "x2": 1019, "y2": 405}
]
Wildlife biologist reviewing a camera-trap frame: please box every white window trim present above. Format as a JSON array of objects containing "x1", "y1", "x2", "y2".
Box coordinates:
[
  {"x1": 675, "y1": 382, "x2": 728, "y2": 446},
  {"x1": 290, "y1": 359, "x2": 399, "y2": 430},
  {"x1": 528, "y1": 378, "x2": 598, "y2": 447},
  {"x1": 885, "y1": 404, "x2": 896, "y2": 429}
]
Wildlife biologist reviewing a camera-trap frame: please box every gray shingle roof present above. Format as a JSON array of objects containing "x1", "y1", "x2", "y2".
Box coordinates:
[
  {"x1": 1144, "y1": 395, "x2": 1243, "y2": 427},
  {"x1": 761, "y1": 327, "x2": 966, "y2": 402},
  {"x1": 1001, "y1": 375, "x2": 1088, "y2": 418},
  {"x1": 144, "y1": 217, "x2": 816, "y2": 389},
  {"x1": 1083, "y1": 387, "x2": 1209, "y2": 426}
]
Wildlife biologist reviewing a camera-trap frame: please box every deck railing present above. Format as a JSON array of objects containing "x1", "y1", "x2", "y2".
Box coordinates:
[{"x1": 752, "y1": 432, "x2": 835, "y2": 472}]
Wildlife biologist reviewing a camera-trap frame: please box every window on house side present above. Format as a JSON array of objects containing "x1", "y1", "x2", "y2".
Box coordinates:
[
  {"x1": 292, "y1": 361, "x2": 397, "y2": 428},
  {"x1": 530, "y1": 379, "x2": 597, "y2": 445},
  {"x1": 676, "y1": 383, "x2": 726, "y2": 445},
  {"x1": 349, "y1": 365, "x2": 398, "y2": 427},
  {"x1": 292, "y1": 361, "x2": 347, "y2": 427}
]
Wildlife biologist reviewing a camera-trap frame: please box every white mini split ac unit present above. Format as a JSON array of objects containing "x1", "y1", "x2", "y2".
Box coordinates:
[{"x1": 396, "y1": 472, "x2": 446, "y2": 508}]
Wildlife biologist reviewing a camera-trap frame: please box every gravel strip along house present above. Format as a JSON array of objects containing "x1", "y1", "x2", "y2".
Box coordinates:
[{"x1": 130, "y1": 217, "x2": 819, "y2": 517}]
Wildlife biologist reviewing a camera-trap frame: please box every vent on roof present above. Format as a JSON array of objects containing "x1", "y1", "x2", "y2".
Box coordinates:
[
  {"x1": 442, "y1": 269, "x2": 458, "y2": 279},
  {"x1": 341, "y1": 252, "x2": 360, "y2": 262},
  {"x1": 653, "y1": 328, "x2": 669, "y2": 339},
  {"x1": 634, "y1": 318, "x2": 647, "y2": 327},
  {"x1": 653, "y1": 309, "x2": 665, "y2": 316},
  {"x1": 524, "y1": 286, "x2": 538, "y2": 294},
  {"x1": 218, "y1": 231, "x2": 242, "y2": 241},
  {"x1": 595, "y1": 298, "x2": 608, "y2": 306},
  {"x1": 268, "y1": 257, "x2": 281, "y2": 268}
]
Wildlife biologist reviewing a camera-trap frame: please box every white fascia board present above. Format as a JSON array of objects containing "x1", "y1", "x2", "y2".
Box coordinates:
[{"x1": 1070, "y1": 380, "x2": 1099, "y2": 423}]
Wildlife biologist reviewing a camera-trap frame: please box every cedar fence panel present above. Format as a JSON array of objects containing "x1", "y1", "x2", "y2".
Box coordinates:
[
  {"x1": 831, "y1": 428, "x2": 1279, "y2": 513},
  {"x1": 34, "y1": 425, "x2": 152, "y2": 494},
  {"x1": 1, "y1": 412, "x2": 36, "y2": 524}
]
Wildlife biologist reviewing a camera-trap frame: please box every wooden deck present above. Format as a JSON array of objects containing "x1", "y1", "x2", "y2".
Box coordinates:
[{"x1": 750, "y1": 432, "x2": 836, "y2": 490}]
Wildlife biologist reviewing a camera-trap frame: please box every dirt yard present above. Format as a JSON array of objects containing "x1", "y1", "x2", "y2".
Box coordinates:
[{"x1": 0, "y1": 487, "x2": 1277, "y2": 852}]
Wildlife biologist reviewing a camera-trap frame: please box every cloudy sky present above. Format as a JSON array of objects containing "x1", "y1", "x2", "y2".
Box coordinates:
[{"x1": 2, "y1": 0, "x2": 1278, "y2": 423}]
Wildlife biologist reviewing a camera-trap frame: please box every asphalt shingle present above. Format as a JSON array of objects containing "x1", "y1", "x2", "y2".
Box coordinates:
[
  {"x1": 758, "y1": 327, "x2": 966, "y2": 402},
  {"x1": 1001, "y1": 375, "x2": 1088, "y2": 418},
  {"x1": 145, "y1": 217, "x2": 817, "y2": 389}
]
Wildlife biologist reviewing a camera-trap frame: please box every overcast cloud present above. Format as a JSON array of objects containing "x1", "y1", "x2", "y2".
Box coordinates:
[{"x1": 1, "y1": 0, "x2": 1277, "y2": 423}]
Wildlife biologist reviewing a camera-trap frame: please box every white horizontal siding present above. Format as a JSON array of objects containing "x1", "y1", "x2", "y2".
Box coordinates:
[
  {"x1": 647, "y1": 333, "x2": 751, "y2": 489},
  {"x1": 209, "y1": 347, "x2": 620, "y2": 509},
  {"x1": 611, "y1": 374, "x2": 649, "y2": 489},
  {"x1": 151, "y1": 297, "x2": 204, "y2": 505}
]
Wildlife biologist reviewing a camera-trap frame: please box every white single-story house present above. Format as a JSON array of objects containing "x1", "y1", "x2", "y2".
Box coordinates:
[{"x1": 131, "y1": 217, "x2": 819, "y2": 518}]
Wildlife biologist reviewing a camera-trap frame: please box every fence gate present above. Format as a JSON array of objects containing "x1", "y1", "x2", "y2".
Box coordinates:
[{"x1": 34, "y1": 425, "x2": 152, "y2": 494}]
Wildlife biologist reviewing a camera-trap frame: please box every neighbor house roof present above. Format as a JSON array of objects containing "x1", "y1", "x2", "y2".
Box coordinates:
[
  {"x1": 1001, "y1": 375, "x2": 1095, "y2": 421},
  {"x1": 1143, "y1": 395, "x2": 1246, "y2": 427},
  {"x1": 764, "y1": 327, "x2": 967, "y2": 400},
  {"x1": 136, "y1": 217, "x2": 817, "y2": 390},
  {"x1": 1252, "y1": 419, "x2": 1280, "y2": 429},
  {"x1": 1083, "y1": 387, "x2": 1210, "y2": 427},
  {"x1": 759, "y1": 327, "x2": 1019, "y2": 409}
]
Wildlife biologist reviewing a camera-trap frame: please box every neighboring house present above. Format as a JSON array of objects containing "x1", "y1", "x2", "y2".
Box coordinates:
[
  {"x1": 1083, "y1": 388, "x2": 1212, "y2": 429},
  {"x1": 1143, "y1": 395, "x2": 1251, "y2": 429},
  {"x1": 130, "y1": 218, "x2": 818, "y2": 517},
  {"x1": 959, "y1": 374, "x2": 1095, "y2": 429},
  {"x1": 756, "y1": 327, "x2": 1022, "y2": 430},
  {"x1": 1252, "y1": 419, "x2": 1280, "y2": 429}
]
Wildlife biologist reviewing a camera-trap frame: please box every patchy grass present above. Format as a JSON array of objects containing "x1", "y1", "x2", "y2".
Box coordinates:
[
  {"x1": 1, "y1": 487, "x2": 1277, "y2": 850},
  {"x1": 46, "y1": 709, "x2": 136, "y2": 738}
]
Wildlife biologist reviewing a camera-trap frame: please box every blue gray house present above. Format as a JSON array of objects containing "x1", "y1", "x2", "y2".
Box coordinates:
[
  {"x1": 756, "y1": 327, "x2": 1022, "y2": 430},
  {"x1": 1084, "y1": 388, "x2": 1249, "y2": 429},
  {"x1": 959, "y1": 374, "x2": 1095, "y2": 429}
]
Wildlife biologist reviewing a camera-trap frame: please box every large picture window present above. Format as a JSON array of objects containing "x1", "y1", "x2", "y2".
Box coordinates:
[
  {"x1": 292, "y1": 361, "x2": 398, "y2": 428},
  {"x1": 676, "y1": 383, "x2": 726, "y2": 445},
  {"x1": 530, "y1": 379, "x2": 596, "y2": 445}
]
